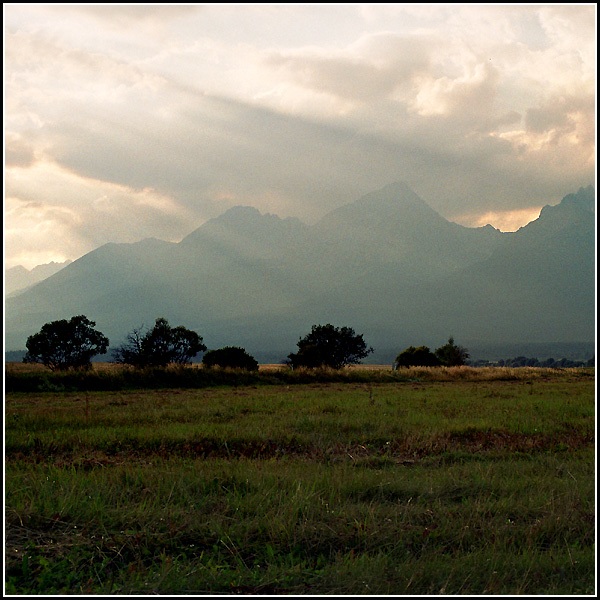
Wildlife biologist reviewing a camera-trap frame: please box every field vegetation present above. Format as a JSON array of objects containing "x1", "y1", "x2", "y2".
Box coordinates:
[
  {"x1": 4, "y1": 364, "x2": 596, "y2": 594},
  {"x1": 5, "y1": 361, "x2": 595, "y2": 392}
]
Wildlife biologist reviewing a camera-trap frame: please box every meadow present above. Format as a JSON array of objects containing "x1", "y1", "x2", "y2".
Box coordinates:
[{"x1": 4, "y1": 364, "x2": 596, "y2": 595}]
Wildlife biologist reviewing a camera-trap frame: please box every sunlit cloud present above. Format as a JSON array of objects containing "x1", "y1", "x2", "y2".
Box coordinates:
[
  {"x1": 5, "y1": 195, "x2": 83, "y2": 269},
  {"x1": 3, "y1": 3, "x2": 595, "y2": 269},
  {"x1": 4, "y1": 159, "x2": 195, "y2": 269},
  {"x1": 452, "y1": 207, "x2": 545, "y2": 232}
]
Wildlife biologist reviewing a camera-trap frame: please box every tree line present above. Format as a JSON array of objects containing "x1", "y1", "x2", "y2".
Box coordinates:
[
  {"x1": 470, "y1": 356, "x2": 595, "y2": 368},
  {"x1": 21, "y1": 315, "x2": 476, "y2": 373}
]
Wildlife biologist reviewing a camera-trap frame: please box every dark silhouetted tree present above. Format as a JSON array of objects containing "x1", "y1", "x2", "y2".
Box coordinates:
[
  {"x1": 169, "y1": 325, "x2": 208, "y2": 364},
  {"x1": 111, "y1": 325, "x2": 145, "y2": 368},
  {"x1": 23, "y1": 315, "x2": 109, "y2": 371},
  {"x1": 394, "y1": 345, "x2": 440, "y2": 368},
  {"x1": 287, "y1": 324, "x2": 373, "y2": 369},
  {"x1": 434, "y1": 337, "x2": 470, "y2": 366},
  {"x1": 202, "y1": 346, "x2": 259, "y2": 371},
  {"x1": 112, "y1": 317, "x2": 206, "y2": 367}
]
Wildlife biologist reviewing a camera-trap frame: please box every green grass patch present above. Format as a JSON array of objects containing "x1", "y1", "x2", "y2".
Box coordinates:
[{"x1": 5, "y1": 373, "x2": 595, "y2": 594}]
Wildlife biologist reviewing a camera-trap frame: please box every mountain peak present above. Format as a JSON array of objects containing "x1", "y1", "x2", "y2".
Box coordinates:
[
  {"x1": 219, "y1": 205, "x2": 263, "y2": 221},
  {"x1": 536, "y1": 185, "x2": 595, "y2": 223},
  {"x1": 5, "y1": 259, "x2": 73, "y2": 296},
  {"x1": 371, "y1": 181, "x2": 425, "y2": 202},
  {"x1": 178, "y1": 204, "x2": 308, "y2": 262},
  {"x1": 557, "y1": 185, "x2": 595, "y2": 212},
  {"x1": 181, "y1": 205, "x2": 306, "y2": 245},
  {"x1": 317, "y1": 181, "x2": 443, "y2": 231},
  {"x1": 352, "y1": 181, "x2": 431, "y2": 210}
]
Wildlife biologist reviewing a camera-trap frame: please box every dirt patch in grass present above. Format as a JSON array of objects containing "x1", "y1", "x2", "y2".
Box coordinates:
[{"x1": 7, "y1": 427, "x2": 593, "y2": 469}]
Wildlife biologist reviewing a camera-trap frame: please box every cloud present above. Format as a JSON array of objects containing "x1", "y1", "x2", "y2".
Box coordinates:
[
  {"x1": 68, "y1": 4, "x2": 198, "y2": 28},
  {"x1": 453, "y1": 206, "x2": 545, "y2": 232},
  {"x1": 525, "y1": 94, "x2": 595, "y2": 144},
  {"x1": 3, "y1": 4, "x2": 595, "y2": 269},
  {"x1": 4, "y1": 160, "x2": 195, "y2": 269},
  {"x1": 5, "y1": 133, "x2": 36, "y2": 168},
  {"x1": 263, "y1": 32, "x2": 432, "y2": 106}
]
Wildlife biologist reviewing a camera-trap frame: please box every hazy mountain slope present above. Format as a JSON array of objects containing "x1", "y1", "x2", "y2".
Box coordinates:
[
  {"x1": 4, "y1": 183, "x2": 595, "y2": 361},
  {"x1": 4, "y1": 209, "x2": 314, "y2": 349},
  {"x1": 5, "y1": 260, "x2": 73, "y2": 296},
  {"x1": 179, "y1": 205, "x2": 308, "y2": 260},
  {"x1": 4, "y1": 239, "x2": 180, "y2": 350},
  {"x1": 307, "y1": 185, "x2": 596, "y2": 350},
  {"x1": 312, "y1": 181, "x2": 504, "y2": 279},
  {"x1": 445, "y1": 186, "x2": 595, "y2": 342},
  {"x1": 249, "y1": 184, "x2": 595, "y2": 355},
  {"x1": 251, "y1": 181, "x2": 508, "y2": 310},
  {"x1": 209, "y1": 184, "x2": 595, "y2": 358}
]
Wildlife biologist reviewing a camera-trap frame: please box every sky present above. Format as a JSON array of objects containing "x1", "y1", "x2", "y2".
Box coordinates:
[{"x1": 3, "y1": 3, "x2": 596, "y2": 270}]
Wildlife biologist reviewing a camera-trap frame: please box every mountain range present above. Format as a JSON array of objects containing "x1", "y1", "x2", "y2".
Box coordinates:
[
  {"x1": 4, "y1": 182, "x2": 596, "y2": 363},
  {"x1": 5, "y1": 260, "x2": 72, "y2": 296}
]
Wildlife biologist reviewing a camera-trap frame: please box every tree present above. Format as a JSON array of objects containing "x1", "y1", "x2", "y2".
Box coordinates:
[
  {"x1": 112, "y1": 317, "x2": 206, "y2": 367},
  {"x1": 287, "y1": 324, "x2": 373, "y2": 369},
  {"x1": 23, "y1": 315, "x2": 109, "y2": 371},
  {"x1": 170, "y1": 326, "x2": 208, "y2": 365},
  {"x1": 394, "y1": 345, "x2": 440, "y2": 368},
  {"x1": 111, "y1": 325, "x2": 146, "y2": 368},
  {"x1": 434, "y1": 337, "x2": 470, "y2": 366},
  {"x1": 202, "y1": 346, "x2": 259, "y2": 371}
]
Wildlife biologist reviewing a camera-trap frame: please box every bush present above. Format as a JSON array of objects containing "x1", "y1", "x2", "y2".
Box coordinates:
[
  {"x1": 434, "y1": 337, "x2": 470, "y2": 366},
  {"x1": 394, "y1": 346, "x2": 440, "y2": 368},
  {"x1": 202, "y1": 347, "x2": 259, "y2": 371}
]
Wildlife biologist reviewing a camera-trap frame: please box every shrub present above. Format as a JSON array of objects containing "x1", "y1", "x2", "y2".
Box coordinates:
[
  {"x1": 434, "y1": 337, "x2": 470, "y2": 366},
  {"x1": 394, "y1": 345, "x2": 441, "y2": 368},
  {"x1": 202, "y1": 346, "x2": 259, "y2": 371}
]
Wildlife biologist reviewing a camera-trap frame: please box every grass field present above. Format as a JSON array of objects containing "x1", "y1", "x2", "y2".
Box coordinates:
[{"x1": 4, "y1": 365, "x2": 596, "y2": 594}]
